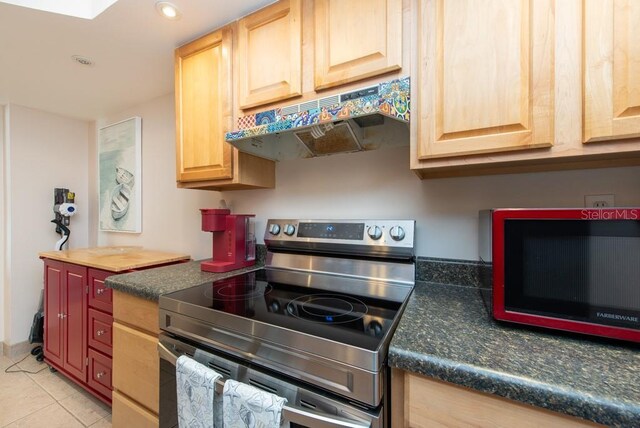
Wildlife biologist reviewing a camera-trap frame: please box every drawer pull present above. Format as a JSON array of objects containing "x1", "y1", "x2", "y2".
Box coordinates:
[
  {"x1": 96, "y1": 371, "x2": 105, "y2": 379},
  {"x1": 96, "y1": 288, "x2": 105, "y2": 295},
  {"x1": 96, "y1": 330, "x2": 106, "y2": 336}
]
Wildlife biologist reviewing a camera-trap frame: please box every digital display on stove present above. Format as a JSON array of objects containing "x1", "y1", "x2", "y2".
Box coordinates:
[{"x1": 297, "y1": 222, "x2": 364, "y2": 240}]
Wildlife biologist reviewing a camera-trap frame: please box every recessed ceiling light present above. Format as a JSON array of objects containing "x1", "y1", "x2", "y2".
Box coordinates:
[
  {"x1": 155, "y1": 1, "x2": 181, "y2": 20},
  {"x1": 71, "y1": 55, "x2": 94, "y2": 66}
]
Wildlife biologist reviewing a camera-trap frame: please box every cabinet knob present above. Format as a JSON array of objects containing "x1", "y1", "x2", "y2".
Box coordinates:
[
  {"x1": 96, "y1": 288, "x2": 105, "y2": 295},
  {"x1": 96, "y1": 371, "x2": 105, "y2": 379},
  {"x1": 60, "y1": 313, "x2": 67, "y2": 319},
  {"x1": 96, "y1": 330, "x2": 105, "y2": 336}
]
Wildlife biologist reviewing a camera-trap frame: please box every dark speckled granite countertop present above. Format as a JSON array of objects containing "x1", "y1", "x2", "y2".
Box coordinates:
[
  {"x1": 105, "y1": 260, "x2": 264, "y2": 301},
  {"x1": 389, "y1": 281, "x2": 640, "y2": 427}
]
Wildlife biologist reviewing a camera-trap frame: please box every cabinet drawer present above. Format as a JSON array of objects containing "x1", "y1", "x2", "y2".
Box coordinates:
[
  {"x1": 88, "y1": 308, "x2": 113, "y2": 356},
  {"x1": 113, "y1": 291, "x2": 159, "y2": 335},
  {"x1": 113, "y1": 322, "x2": 159, "y2": 413},
  {"x1": 112, "y1": 390, "x2": 158, "y2": 428},
  {"x1": 88, "y1": 269, "x2": 113, "y2": 314},
  {"x1": 88, "y1": 349, "x2": 112, "y2": 400}
]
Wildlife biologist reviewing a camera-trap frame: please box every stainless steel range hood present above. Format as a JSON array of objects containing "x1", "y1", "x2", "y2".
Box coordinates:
[{"x1": 226, "y1": 77, "x2": 410, "y2": 161}]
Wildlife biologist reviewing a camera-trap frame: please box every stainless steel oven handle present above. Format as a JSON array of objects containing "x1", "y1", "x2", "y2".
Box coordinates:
[
  {"x1": 158, "y1": 342, "x2": 370, "y2": 428},
  {"x1": 158, "y1": 341, "x2": 179, "y2": 365}
]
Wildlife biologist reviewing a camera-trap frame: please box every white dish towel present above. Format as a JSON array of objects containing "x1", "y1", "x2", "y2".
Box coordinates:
[
  {"x1": 176, "y1": 355, "x2": 222, "y2": 428},
  {"x1": 222, "y1": 379, "x2": 288, "y2": 428}
]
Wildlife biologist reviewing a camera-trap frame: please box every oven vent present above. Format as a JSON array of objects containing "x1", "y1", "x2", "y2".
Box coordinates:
[
  {"x1": 208, "y1": 362, "x2": 231, "y2": 377},
  {"x1": 249, "y1": 378, "x2": 279, "y2": 395},
  {"x1": 299, "y1": 399, "x2": 317, "y2": 409}
]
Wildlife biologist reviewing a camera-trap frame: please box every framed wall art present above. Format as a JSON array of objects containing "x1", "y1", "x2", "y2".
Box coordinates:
[{"x1": 98, "y1": 117, "x2": 142, "y2": 233}]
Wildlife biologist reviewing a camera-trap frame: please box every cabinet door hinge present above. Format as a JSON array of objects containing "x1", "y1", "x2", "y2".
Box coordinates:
[
  {"x1": 86, "y1": 357, "x2": 89, "y2": 367},
  {"x1": 86, "y1": 286, "x2": 89, "y2": 294}
]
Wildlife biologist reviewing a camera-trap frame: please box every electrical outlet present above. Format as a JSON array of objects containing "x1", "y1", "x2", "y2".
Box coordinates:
[{"x1": 584, "y1": 194, "x2": 615, "y2": 208}]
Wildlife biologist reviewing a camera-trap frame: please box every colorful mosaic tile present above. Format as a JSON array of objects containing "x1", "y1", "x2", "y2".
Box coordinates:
[
  {"x1": 255, "y1": 110, "x2": 274, "y2": 125},
  {"x1": 226, "y1": 77, "x2": 411, "y2": 142},
  {"x1": 237, "y1": 114, "x2": 256, "y2": 130}
]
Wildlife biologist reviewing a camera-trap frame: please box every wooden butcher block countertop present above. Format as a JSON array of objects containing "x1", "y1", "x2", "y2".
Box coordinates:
[{"x1": 39, "y1": 246, "x2": 191, "y2": 272}]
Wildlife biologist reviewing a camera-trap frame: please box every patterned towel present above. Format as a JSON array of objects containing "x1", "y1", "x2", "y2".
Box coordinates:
[
  {"x1": 222, "y1": 379, "x2": 287, "y2": 428},
  {"x1": 176, "y1": 355, "x2": 222, "y2": 428}
]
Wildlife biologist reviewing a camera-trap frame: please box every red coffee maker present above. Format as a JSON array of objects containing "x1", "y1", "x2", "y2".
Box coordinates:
[{"x1": 200, "y1": 209, "x2": 256, "y2": 273}]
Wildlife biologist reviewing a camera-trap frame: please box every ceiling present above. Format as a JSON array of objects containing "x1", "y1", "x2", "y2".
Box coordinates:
[{"x1": 0, "y1": 0, "x2": 273, "y2": 120}]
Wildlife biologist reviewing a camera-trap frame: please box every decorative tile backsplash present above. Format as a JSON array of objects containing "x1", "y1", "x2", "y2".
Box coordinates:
[{"x1": 227, "y1": 77, "x2": 410, "y2": 141}]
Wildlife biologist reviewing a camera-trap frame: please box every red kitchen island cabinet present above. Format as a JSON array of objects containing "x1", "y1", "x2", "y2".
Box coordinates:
[
  {"x1": 40, "y1": 247, "x2": 190, "y2": 406},
  {"x1": 43, "y1": 260, "x2": 87, "y2": 381}
]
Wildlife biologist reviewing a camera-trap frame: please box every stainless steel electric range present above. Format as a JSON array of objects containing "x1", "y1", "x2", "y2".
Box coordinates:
[{"x1": 158, "y1": 219, "x2": 415, "y2": 427}]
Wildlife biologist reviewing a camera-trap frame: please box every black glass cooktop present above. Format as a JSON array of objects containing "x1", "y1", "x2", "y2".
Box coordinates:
[{"x1": 164, "y1": 269, "x2": 403, "y2": 351}]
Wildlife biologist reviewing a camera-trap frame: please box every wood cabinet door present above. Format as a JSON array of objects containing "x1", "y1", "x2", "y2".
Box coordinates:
[
  {"x1": 62, "y1": 263, "x2": 87, "y2": 381},
  {"x1": 584, "y1": 0, "x2": 640, "y2": 142},
  {"x1": 44, "y1": 260, "x2": 64, "y2": 368},
  {"x1": 175, "y1": 27, "x2": 233, "y2": 182},
  {"x1": 415, "y1": 0, "x2": 555, "y2": 159},
  {"x1": 237, "y1": 0, "x2": 302, "y2": 109},
  {"x1": 113, "y1": 322, "x2": 159, "y2": 413},
  {"x1": 112, "y1": 391, "x2": 159, "y2": 428},
  {"x1": 314, "y1": 0, "x2": 402, "y2": 90},
  {"x1": 404, "y1": 372, "x2": 599, "y2": 427}
]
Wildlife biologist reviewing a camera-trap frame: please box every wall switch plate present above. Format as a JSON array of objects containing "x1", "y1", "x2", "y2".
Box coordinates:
[{"x1": 584, "y1": 194, "x2": 615, "y2": 208}]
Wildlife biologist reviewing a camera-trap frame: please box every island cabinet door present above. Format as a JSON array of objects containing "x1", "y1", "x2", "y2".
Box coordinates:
[
  {"x1": 415, "y1": 0, "x2": 555, "y2": 159},
  {"x1": 314, "y1": 0, "x2": 403, "y2": 90},
  {"x1": 62, "y1": 263, "x2": 88, "y2": 382},
  {"x1": 44, "y1": 260, "x2": 64, "y2": 368},
  {"x1": 584, "y1": 0, "x2": 640, "y2": 142}
]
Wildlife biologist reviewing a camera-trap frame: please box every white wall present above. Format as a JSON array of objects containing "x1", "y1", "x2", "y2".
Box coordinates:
[
  {"x1": 1, "y1": 105, "x2": 5, "y2": 344},
  {"x1": 94, "y1": 94, "x2": 218, "y2": 259},
  {"x1": 222, "y1": 146, "x2": 640, "y2": 260},
  {"x1": 5, "y1": 104, "x2": 89, "y2": 344}
]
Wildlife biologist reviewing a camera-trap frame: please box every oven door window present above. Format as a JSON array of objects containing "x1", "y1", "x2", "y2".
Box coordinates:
[{"x1": 504, "y1": 219, "x2": 640, "y2": 328}]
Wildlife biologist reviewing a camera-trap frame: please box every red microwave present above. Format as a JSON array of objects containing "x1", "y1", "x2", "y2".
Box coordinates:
[{"x1": 480, "y1": 208, "x2": 640, "y2": 343}]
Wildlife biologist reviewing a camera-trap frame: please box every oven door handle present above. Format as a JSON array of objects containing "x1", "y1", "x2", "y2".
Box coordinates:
[
  {"x1": 158, "y1": 341, "x2": 180, "y2": 365},
  {"x1": 158, "y1": 342, "x2": 371, "y2": 428}
]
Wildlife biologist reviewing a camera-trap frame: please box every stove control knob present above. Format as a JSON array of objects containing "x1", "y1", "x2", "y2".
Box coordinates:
[
  {"x1": 268, "y1": 224, "x2": 281, "y2": 235},
  {"x1": 367, "y1": 225, "x2": 383, "y2": 240},
  {"x1": 283, "y1": 224, "x2": 296, "y2": 236},
  {"x1": 389, "y1": 226, "x2": 405, "y2": 241}
]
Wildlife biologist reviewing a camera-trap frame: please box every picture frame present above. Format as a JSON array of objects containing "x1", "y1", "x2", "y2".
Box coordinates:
[{"x1": 98, "y1": 117, "x2": 142, "y2": 233}]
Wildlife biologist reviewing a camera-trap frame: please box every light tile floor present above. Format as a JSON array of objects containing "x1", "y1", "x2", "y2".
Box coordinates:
[{"x1": 0, "y1": 351, "x2": 111, "y2": 427}]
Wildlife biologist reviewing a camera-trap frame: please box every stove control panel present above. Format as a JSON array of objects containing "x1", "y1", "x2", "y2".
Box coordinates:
[{"x1": 264, "y1": 219, "x2": 415, "y2": 256}]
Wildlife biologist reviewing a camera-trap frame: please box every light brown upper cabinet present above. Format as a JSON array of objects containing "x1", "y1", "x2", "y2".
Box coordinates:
[
  {"x1": 175, "y1": 26, "x2": 275, "y2": 190},
  {"x1": 415, "y1": 0, "x2": 555, "y2": 159},
  {"x1": 314, "y1": 0, "x2": 403, "y2": 91},
  {"x1": 175, "y1": 28, "x2": 233, "y2": 182},
  {"x1": 238, "y1": 0, "x2": 302, "y2": 110},
  {"x1": 584, "y1": 0, "x2": 640, "y2": 143}
]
